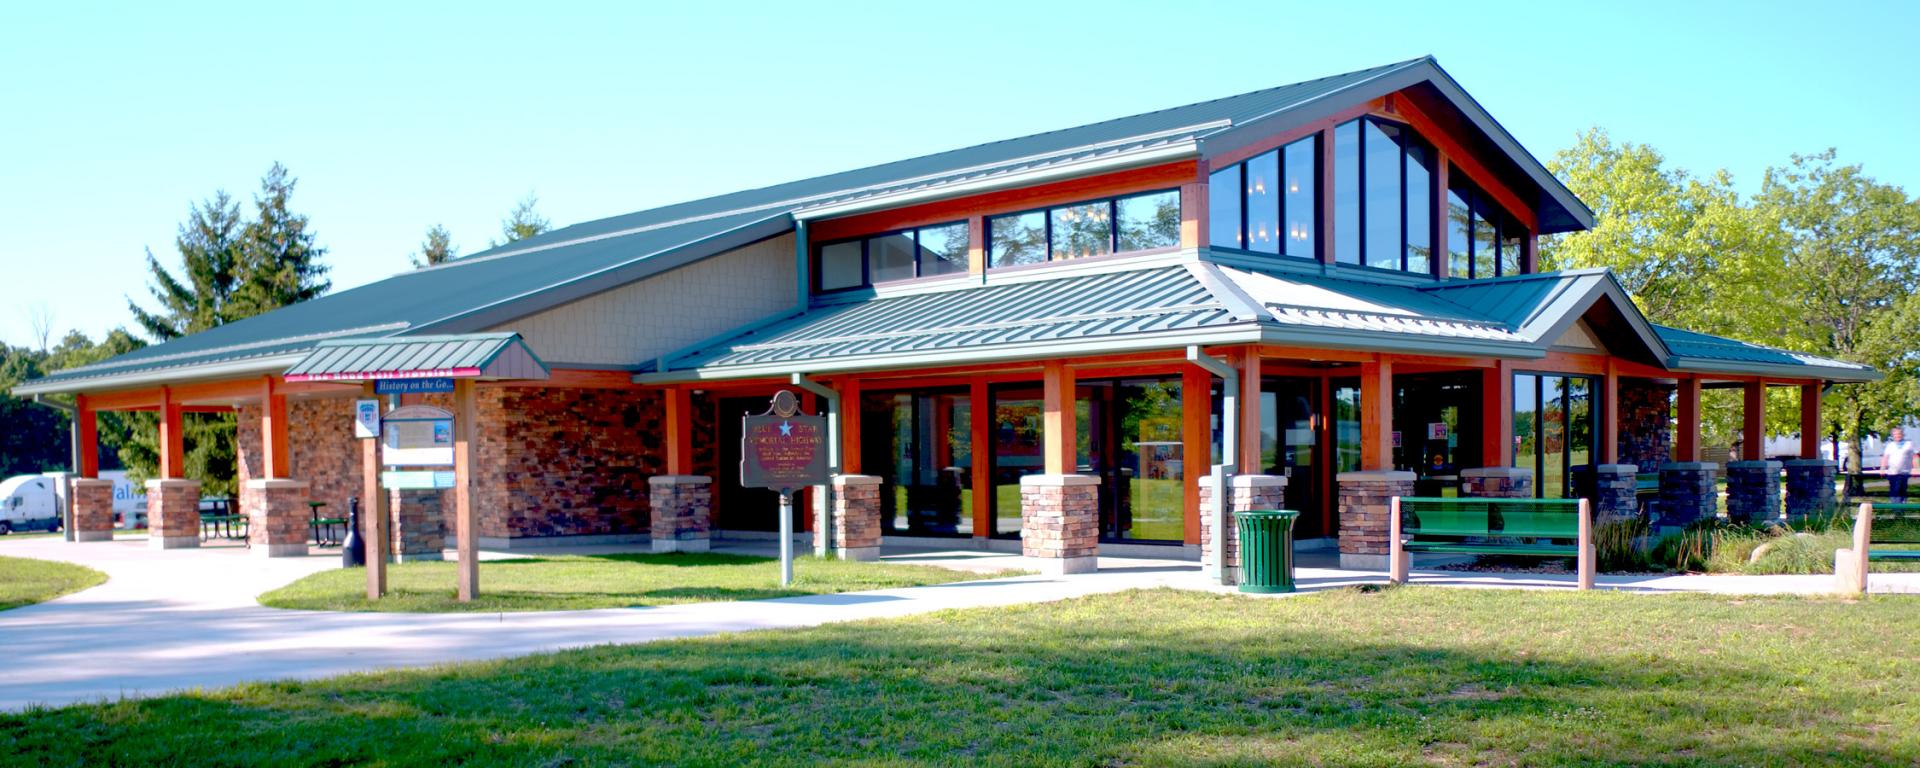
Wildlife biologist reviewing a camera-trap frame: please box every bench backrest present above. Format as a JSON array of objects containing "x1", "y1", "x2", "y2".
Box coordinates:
[
  {"x1": 1867, "y1": 502, "x2": 1920, "y2": 545},
  {"x1": 1398, "y1": 497, "x2": 1582, "y2": 539}
]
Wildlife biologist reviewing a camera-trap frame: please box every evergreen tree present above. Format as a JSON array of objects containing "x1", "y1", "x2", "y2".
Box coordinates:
[
  {"x1": 232, "y1": 162, "x2": 329, "y2": 316},
  {"x1": 490, "y1": 192, "x2": 551, "y2": 247},
  {"x1": 127, "y1": 191, "x2": 244, "y2": 340},
  {"x1": 411, "y1": 224, "x2": 458, "y2": 268}
]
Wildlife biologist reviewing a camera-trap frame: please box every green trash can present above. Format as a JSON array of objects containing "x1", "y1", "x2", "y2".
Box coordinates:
[{"x1": 1235, "y1": 509, "x2": 1300, "y2": 593}]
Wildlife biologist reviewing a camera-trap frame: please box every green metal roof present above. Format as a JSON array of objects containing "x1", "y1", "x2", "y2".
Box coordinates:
[
  {"x1": 19, "y1": 56, "x2": 1597, "y2": 395},
  {"x1": 283, "y1": 333, "x2": 549, "y2": 382},
  {"x1": 1656, "y1": 325, "x2": 1875, "y2": 380}
]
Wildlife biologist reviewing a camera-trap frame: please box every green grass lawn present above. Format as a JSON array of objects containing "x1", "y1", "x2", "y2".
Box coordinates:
[
  {"x1": 0, "y1": 555, "x2": 105, "y2": 611},
  {"x1": 8, "y1": 588, "x2": 1919, "y2": 765},
  {"x1": 257, "y1": 552, "x2": 1019, "y2": 613}
]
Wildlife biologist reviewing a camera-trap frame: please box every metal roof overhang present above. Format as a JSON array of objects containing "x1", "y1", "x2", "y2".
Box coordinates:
[
  {"x1": 1665, "y1": 356, "x2": 1881, "y2": 383},
  {"x1": 283, "y1": 333, "x2": 550, "y2": 383},
  {"x1": 11, "y1": 354, "x2": 309, "y2": 397}
]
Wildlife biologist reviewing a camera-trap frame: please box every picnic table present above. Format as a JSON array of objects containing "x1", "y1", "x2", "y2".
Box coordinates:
[{"x1": 309, "y1": 501, "x2": 347, "y2": 547}]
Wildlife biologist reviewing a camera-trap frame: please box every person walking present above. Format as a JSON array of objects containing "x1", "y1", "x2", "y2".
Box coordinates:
[{"x1": 1882, "y1": 427, "x2": 1916, "y2": 503}]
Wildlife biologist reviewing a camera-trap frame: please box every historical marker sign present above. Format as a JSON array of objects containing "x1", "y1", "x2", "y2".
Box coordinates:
[
  {"x1": 383, "y1": 405, "x2": 456, "y2": 468},
  {"x1": 740, "y1": 390, "x2": 828, "y2": 492},
  {"x1": 375, "y1": 377, "x2": 456, "y2": 395}
]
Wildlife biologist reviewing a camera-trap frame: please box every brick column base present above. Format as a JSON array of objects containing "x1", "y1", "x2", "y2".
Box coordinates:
[
  {"x1": 1197, "y1": 474, "x2": 1287, "y2": 583},
  {"x1": 820, "y1": 475, "x2": 882, "y2": 561},
  {"x1": 1337, "y1": 470, "x2": 1414, "y2": 570},
  {"x1": 70, "y1": 478, "x2": 115, "y2": 542},
  {"x1": 146, "y1": 479, "x2": 201, "y2": 549},
  {"x1": 649, "y1": 475, "x2": 712, "y2": 553},
  {"x1": 1020, "y1": 474, "x2": 1099, "y2": 575},
  {"x1": 1460, "y1": 467, "x2": 1533, "y2": 498},
  {"x1": 388, "y1": 489, "x2": 447, "y2": 562},
  {"x1": 1657, "y1": 462, "x2": 1719, "y2": 533},
  {"x1": 1593, "y1": 464, "x2": 1640, "y2": 526},
  {"x1": 244, "y1": 479, "x2": 311, "y2": 557},
  {"x1": 1783, "y1": 459, "x2": 1838, "y2": 522},
  {"x1": 1725, "y1": 460, "x2": 1783, "y2": 526}
]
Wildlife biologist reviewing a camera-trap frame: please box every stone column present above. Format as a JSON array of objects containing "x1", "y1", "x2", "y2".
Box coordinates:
[
  {"x1": 69, "y1": 478, "x2": 115, "y2": 542},
  {"x1": 1782, "y1": 459, "x2": 1838, "y2": 523},
  {"x1": 243, "y1": 479, "x2": 311, "y2": 557},
  {"x1": 820, "y1": 475, "x2": 882, "y2": 561},
  {"x1": 1337, "y1": 470, "x2": 1414, "y2": 570},
  {"x1": 649, "y1": 475, "x2": 712, "y2": 553},
  {"x1": 1019, "y1": 474, "x2": 1099, "y2": 575},
  {"x1": 1198, "y1": 474, "x2": 1287, "y2": 584},
  {"x1": 145, "y1": 479, "x2": 201, "y2": 549},
  {"x1": 1459, "y1": 467, "x2": 1533, "y2": 499},
  {"x1": 388, "y1": 489, "x2": 447, "y2": 561},
  {"x1": 1724, "y1": 460, "x2": 1783, "y2": 526},
  {"x1": 1593, "y1": 464, "x2": 1640, "y2": 526},
  {"x1": 1656, "y1": 462, "x2": 1719, "y2": 533}
]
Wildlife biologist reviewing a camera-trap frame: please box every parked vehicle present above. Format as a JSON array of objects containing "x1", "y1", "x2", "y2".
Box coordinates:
[
  {"x1": 0, "y1": 475, "x2": 62, "y2": 534},
  {"x1": 102, "y1": 470, "x2": 147, "y2": 528}
]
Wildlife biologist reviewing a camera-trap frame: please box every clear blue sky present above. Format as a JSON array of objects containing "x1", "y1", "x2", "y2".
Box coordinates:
[{"x1": 2, "y1": 1, "x2": 1913, "y2": 349}]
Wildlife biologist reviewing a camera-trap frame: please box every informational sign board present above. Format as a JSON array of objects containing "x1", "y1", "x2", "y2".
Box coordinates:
[
  {"x1": 354, "y1": 399, "x2": 382, "y2": 439},
  {"x1": 740, "y1": 391, "x2": 828, "y2": 492},
  {"x1": 381, "y1": 470, "x2": 457, "y2": 490},
  {"x1": 1427, "y1": 422, "x2": 1448, "y2": 441},
  {"x1": 376, "y1": 378, "x2": 456, "y2": 395},
  {"x1": 383, "y1": 405, "x2": 455, "y2": 467},
  {"x1": 1392, "y1": 430, "x2": 1403, "y2": 448}
]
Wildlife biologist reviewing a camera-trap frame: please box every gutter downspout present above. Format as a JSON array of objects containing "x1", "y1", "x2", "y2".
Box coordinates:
[
  {"x1": 790, "y1": 373, "x2": 839, "y2": 557},
  {"x1": 32, "y1": 395, "x2": 77, "y2": 542},
  {"x1": 1186, "y1": 346, "x2": 1236, "y2": 584}
]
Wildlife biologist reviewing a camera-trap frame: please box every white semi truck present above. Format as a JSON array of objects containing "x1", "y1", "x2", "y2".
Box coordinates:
[{"x1": 0, "y1": 471, "x2": 147, "y2": 534}]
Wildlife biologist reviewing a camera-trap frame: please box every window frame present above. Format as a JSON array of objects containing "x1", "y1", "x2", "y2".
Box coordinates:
[
  {"x1": 986, "y1": 187, "x2": 1182, "y2": 271},
  {"x1": 812, "y1": 219, "x2": 973, "y2": 294},
  {"x1": 1209, "y1": 134, "x2": 1321, "y2": 260},
  {"x1": 1448, "y1": 174, "x2": 1528, "y2": 280},
  {"x1": 1510, "y1": 371, "x2": 1602, "y2": 499},
  {"x1": 1338, "y1": 116, "x2": 1435, "y2": 275}
]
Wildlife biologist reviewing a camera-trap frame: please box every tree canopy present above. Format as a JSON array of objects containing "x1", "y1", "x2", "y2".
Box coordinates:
[
  {"x1": 490, "y1": 193, "x2": 550, "y2": 247},
  {"x1": 411, "y1": 224, "x2": 457, "y2": 268}
]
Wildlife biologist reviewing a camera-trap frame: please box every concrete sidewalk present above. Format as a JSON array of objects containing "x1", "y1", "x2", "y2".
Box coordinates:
[{"x1": 2, "y1": 535, "x2": 1916, "y2": 711}]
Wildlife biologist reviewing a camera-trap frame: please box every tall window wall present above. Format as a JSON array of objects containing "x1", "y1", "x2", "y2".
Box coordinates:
[
  {"x1": 1207, "y1": 134, "x2": 1318, "y2": 258},
  {"x1": 1333, "y1": 117, "x2": 1435, "y2": 273},
  {"x1": 1448, "y1": 178, "x2": 1526, "y2": 279},
  {"x1": 988, "y1": 189, "x2": 1180, "y2": 268},
  {"x1": 818, "y1": 221, "x2": 970, "y2": 292},
  {"x1": 1512, "y1": 373, "x2": 1598, "y2": 499}
]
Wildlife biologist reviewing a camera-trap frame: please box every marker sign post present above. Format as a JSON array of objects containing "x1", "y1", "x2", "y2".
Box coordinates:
[{"x1": 740, "y1": 391, "x2": 828, "y2": 587}]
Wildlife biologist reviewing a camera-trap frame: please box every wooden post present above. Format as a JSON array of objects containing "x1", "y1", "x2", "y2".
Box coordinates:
[
  {"x1": 158, "y1": 386, "x2": 184, "y2": 479},
  {"x1": 1238, "y1": 347, "x2": 1263, "y2": 472},
  {"x1": 74, "y1": 394, "x2": 98, "y2": 478},
  {"x1": 1432, "y1": 150, "x2": 1450, "y2": 279},
  {"x1": 840, "y1": 377, "x2": 863, "y2": 475},
  {"x1": 1318, "y1": 126, "x2": 1337, "y2": 265},
  {"x1": 1042, "y1": 360, "x2": 1077, "y2": 475},
  {"x1": 664, "y1": 386, "x2": 693, "y2": 475},
  {"x1": 1388, "y1": 496, "x2": 1407, "y2": 584},
  {"x1": 262, "y1": 378, "x2": 290, "y2": 480},
  {"x1": 453, "y1": 378, "x2": 478, "y2": 602},
  {"x1": 1836, "y1": 501, "x2": 1871, "y2": 594},
  {"x1": 360, "y1": 382, "x2": 388, "y2": 599},
  {"x1": 1180, "y1": 161, "x2": 1209, "y2": 250},
  {"x1": 1675, "y1": 377, "x2": 1701, "y2": 463},
  {"x1": 969, "y1": 376, "x2": 992, "y2": 538},
  {"x1": 1359, "y1": 358, "x2": 1394, "y2": 471},
  {"x1": 1743, "y1": 380, "x2": 1766, "y2": 461},
  {"x1": 1181, "y1": 365, "x2": 1210, "y2": 545},
  {"x1": 1800, "y1": 382, "x2": 1823, "y2": 459},
  {"x1": 1480, "y1": 362, "x2": 1511, "y2": 467},
  {"x1": 1577, "y1": 497, "x2": 1595, "y2": 590},
  {"x1": 1601, "y1": 360, "x2": 1620, "y2": 465}
]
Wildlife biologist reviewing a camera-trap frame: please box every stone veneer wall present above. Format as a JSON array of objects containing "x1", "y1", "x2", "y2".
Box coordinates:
[
  {"x1": 1337, "y1": 470, "x2": 1414, "y2": 570},
  {"x1": 1197, "y1": 475, "x2": 1287, "y2": 581},
  {"x1": 471, "y1": 387, "x2": 662, "y2": 539},
  {"x1": 1618, "y1": 380, "x2": 1674, "y2": 472}
]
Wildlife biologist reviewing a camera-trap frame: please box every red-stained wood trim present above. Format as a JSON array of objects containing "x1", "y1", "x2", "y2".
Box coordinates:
[
  {"x1": 1359, "y1": 357, "x2": 1393, "y2": 471},
  {"x1": 1743, "y1": 381, "x2": 1766, "y2": 461},
  {"x1": 1042, "y1": 360, "x2": 1076, "y2": 475},
  {"x1": 484, "y1": 369, "x2": 637, "y2": 389},
  {"x1": 1481, "y1": 361, "x2": 1513, "y2": 468},
  {"x1": 1675, "y1": 377, "x2": 1702, "y2": 463},
  {"x1": 966, "y1": 217, "x2": 987, "y2": 276},
  {"x1": 840, "y1": 377, "x2": 863, "y2": 475},
  {"x1": 1238, "y1": 346, "x2": 1263, "y2": 471},
  {"x1": 1210, "y1": 98, "x2": 1384, "y2": 170},
  {"x1": 1390, "y1": 94, "x2": 1538, "y2": 233},
  {"x1": 1180, "y1": 158, "x2": 1210, "y2": 250},
  {"x1": 664, "y1": 386, "x2": 694, "y2": 475},
  {"x1": 808, "y1": 161, "x2": 1201, "y2": 244},
  {"x1": 158, "y1": 387, "x2": 184, "y2": 479},
  {"x1": 1181, "y1": 365, "x2": 1209, "y2": 545},
  {"x1": 969, "y1": 376, "x2": 992, "y2": 538},
  {"x1": 1318, "y1": 126, "x2": 1337, "y2": 265},
  {"x1": 1601, "y1": 359, "x2": 1620, "y2": 465},
  {"x1": 1800, "y1": 383, "x2": 1823, "y2": 459},
  {"x1": 74, "y1": 394, "x2": 98, "y2": 478},
  {"x1": 263, "y1": 377, "x2": 290, "y2": 480}
]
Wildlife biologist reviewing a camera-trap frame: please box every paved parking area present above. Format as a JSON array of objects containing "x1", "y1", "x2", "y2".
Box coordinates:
[{"x1": 1, "y1": 534, "x2": 1915, "y2": 711}]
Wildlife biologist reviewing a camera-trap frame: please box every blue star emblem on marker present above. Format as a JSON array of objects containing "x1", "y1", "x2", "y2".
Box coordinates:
[{"x1": 779, "y1": 420, "x2": 792, "y2": 436}]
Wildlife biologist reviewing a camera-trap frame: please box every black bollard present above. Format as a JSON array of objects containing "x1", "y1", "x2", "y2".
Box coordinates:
[{"x1": 343, "y1": 496, "x2": 365, "y2": 567}]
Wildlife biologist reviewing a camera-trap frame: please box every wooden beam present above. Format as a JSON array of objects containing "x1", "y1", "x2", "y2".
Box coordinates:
[
  {"x1": 807, "y1": 160, "x2": 1199, "y2": 243},
  {"x1": 1180, "y1": 159, "x2": 1209, "y2": 250},
  {"x1": 360, "y1": 382, "x2": 388, "y2": 599},
  {"x1": 1391, "y1": 93, "x2": 1538, "y2": 232},
  {"x1": 158, "y1": 387, "x2": 184, "y2": 479},
  {"x1": 1318, "y1": 126, "x2": 1337, "y2": 265},
  {"x1": 1675, "y1": 377, "x2": 1702, "y2": 463},
  {"x1": 664, "y1": 386, "x2": 693, "y2": 475},
  {"x1": 74, "y1": 394, "x2": 98, "y2": 478},
  {"x1": 262, "y1": 378, "x2": 290, "y2": 480},
  {"x1": 482, "y1": 369, "x2": 636, "y2": 389},
  {"x1": 1433, "y1": 149, "x2": 1451, "y2": 279},
  {"x1": 1600, "y1": 360, "x2": 1621, "y2": 465},
  {"x1": 840, "y1": 377, "x2": 863, "y2": 475},
  {"x1": 1481, "y1": 361, "x2": 1512, "y2": 467},
  {"x1": 966, "y1": 217, "x2": 987, "y2": 276},
  {"x1": 1181, "y1": 365, "x2": 1210, "y2": 545},
  {"x1": 1800, "y1": 382, "x2": 1823, "y2": 460},
  {"x1": 969, "y1": 376, "x2": 991, "y2": 538},
  {"x1": 453, "y1": 378, "x2": 478, "y2": 602},
  {"x1": 1743, "y1": 381, "x2": 1766, "y2": 461},
  {"x1": 1042, "y1": 360, "x2": 1076, "y2": 475},
  {"x1": 1238, "y1": 346, "x2": 1263, "y2": 471},
  {"x1": 1359, "y1": 358, "x2": 1394, "y2": 471}
]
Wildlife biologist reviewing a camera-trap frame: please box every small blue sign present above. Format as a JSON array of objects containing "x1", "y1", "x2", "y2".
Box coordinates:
[{"x1": 376, "y1": 378, "x2": 456, "y2": 395}]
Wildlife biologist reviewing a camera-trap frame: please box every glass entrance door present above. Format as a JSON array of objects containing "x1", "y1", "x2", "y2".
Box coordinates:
[
  {"x1": 1261, "y1": 377, "x2": 1325, "y2": 538},
  {"x1": 1087, "y1": 378, "x2": 1185, "y2": 543}
]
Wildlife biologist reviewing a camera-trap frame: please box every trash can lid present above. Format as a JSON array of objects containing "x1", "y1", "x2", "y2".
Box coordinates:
[{"x1": 1234, "y1": 509, "x2": 1299, "y2": 519}]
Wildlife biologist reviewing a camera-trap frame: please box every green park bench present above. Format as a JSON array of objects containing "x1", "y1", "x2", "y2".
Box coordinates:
[
  {"x1": 1834, "y1": 501, "x2": 1920, "y2": 593},
  {"x1": 199, "y1": 513, "x2": 248, "y2": 542},
  {"x1": 1389, "y1": 496, "x2": 1595, "y2": 590}
]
